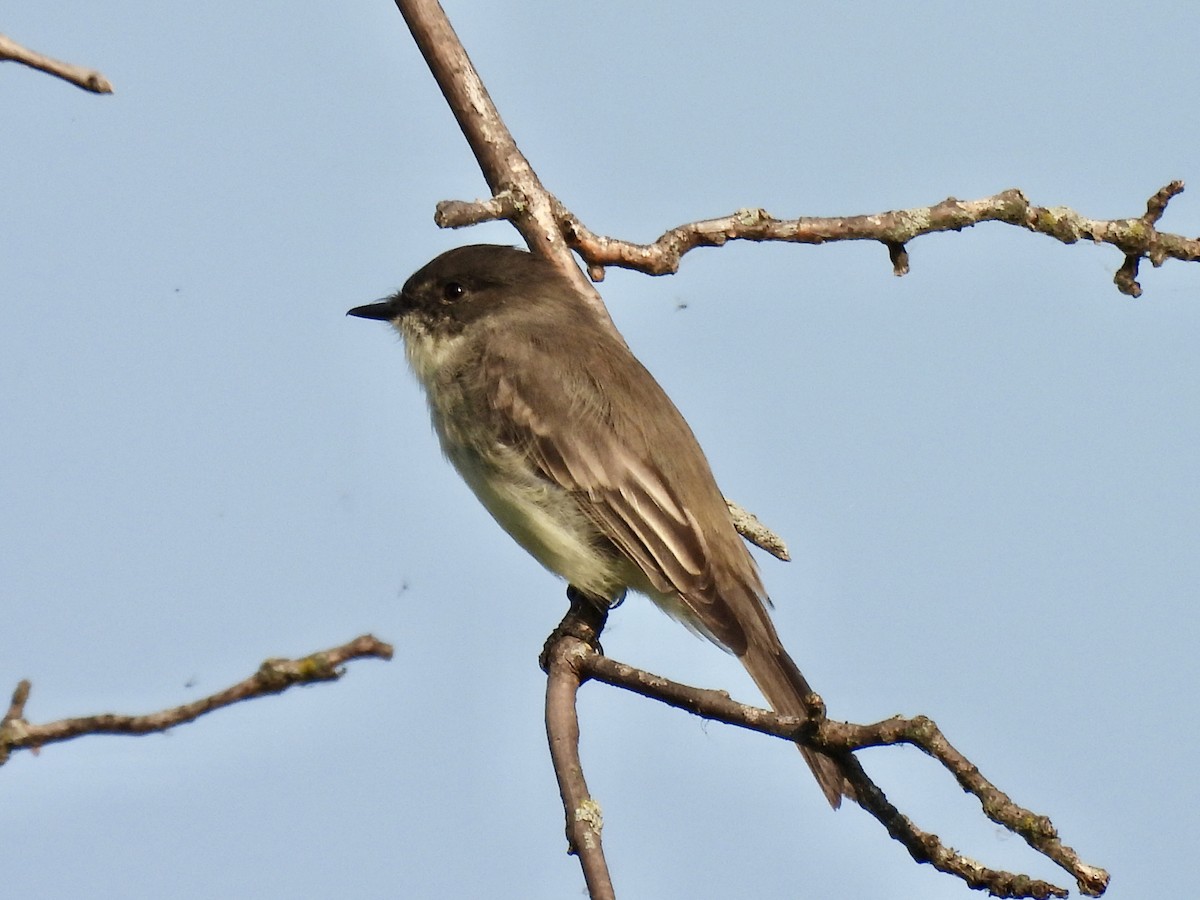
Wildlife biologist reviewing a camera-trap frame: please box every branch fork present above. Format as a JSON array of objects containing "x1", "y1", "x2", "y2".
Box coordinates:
[{"x1": 542, "y1": 599, "x2": 1108, "y2": 899}]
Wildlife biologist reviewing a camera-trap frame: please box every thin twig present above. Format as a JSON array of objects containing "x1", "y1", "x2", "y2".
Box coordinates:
[
  {"x1": 1113, "y1": 180, "x2": 1187, "y2": 296},
  {"x1": 0, "y1": 32, "x2": 113, "y2": 94},
  {"x1": 0, "y1": 635, "x2": 392, "y2": 764}
]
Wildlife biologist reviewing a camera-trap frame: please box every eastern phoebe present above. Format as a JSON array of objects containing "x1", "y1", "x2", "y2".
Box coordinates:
[{"x1": 349, "y1": 244, "x2": 853, "y2": 807}]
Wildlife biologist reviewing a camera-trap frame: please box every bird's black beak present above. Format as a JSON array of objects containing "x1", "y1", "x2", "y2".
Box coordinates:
[{"x1": 347, "y1": 297, "x2": 401, "y2": 321}]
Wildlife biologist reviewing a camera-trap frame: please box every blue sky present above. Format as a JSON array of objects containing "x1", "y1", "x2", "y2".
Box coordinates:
[{"x1": 4, "y1": 2, "x2": 1198, "y2": 898}]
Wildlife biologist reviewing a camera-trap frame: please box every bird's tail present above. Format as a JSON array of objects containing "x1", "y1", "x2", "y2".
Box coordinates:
[{"x1": 739, "y1": 640, "x2": 856, "y2": 809}]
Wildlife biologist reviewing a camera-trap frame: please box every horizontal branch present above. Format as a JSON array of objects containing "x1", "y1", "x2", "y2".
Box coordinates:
[
  {"x1": 0, "y1": 32, "x2": 114, "y2": 94},
  {"x1": 435, "y1": 190, "x2": 524, "y2": 228},
  {"x1": 0, "y1": 635, "x2": 393, "y2": 763},
  {"x1": 554, "y1": 182, "x2": 1197, "y2": 298}
]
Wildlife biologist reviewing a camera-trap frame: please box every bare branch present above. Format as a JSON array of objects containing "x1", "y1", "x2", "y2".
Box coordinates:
[
  {"x1": 557, "y1": 619, "x2": 1109, "y2": 899},
  {"x1": 5, "y1": 679, "x2": 31, "y2": 722},
  {"x1": 0, "y1": 635, "x2": 393, "y2": 764},
  {"x1": 557, "y1": 184, "x2": 1197, "y2": 296},
  {"x1": 435, "y1": 190, "x2": 524, "y2": 229},
  {"x1": 0, "y1": 32, "x2": 113, "y2": 94},
  {"x1": 398, "y1": 4, "x2": 1197, "y2": 306},
  {"x1": 393, "y1": 0, "x2": 608, "y2": 322},
  {"x1": 542, "y1": 590, "x2": 615, "y2": 900}
]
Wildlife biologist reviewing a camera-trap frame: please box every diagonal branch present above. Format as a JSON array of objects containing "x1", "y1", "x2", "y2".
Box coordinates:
[
  {"x1": 393, "y1": 0, "x2": 609, "y2": 322},
  {"x1": 544, "y1": 599, "x2": 1108, "y2": 899},
  {"x1": 0, "y1": 32, "x2": 113, "y2": 94},
  {"x1": 0, "y1": 635, "x2": 393, "y2": 765}
]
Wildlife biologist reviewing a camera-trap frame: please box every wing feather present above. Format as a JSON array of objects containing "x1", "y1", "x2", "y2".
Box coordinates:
[{"x1": 484, "y1": 335, "x2": 759, "y2": 652}]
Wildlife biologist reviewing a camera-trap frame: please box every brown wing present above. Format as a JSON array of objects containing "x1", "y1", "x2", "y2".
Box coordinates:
[{"x1": 481, "y1": 316, "x2": 765, "y2": 654}]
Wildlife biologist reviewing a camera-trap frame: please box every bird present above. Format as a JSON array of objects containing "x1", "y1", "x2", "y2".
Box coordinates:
[{"x1": 348, "y1": 244, "x2": 854, "y2": 807}]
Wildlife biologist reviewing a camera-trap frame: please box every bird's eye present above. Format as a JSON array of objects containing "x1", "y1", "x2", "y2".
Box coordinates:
[{"x1": 441, "y1": 281, "x2": 465, "y2": 302}]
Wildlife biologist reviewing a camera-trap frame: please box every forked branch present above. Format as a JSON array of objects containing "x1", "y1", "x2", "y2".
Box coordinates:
[
  {"x1": 441, "y1": 182, "x2": 1196, "y2": 298},
  {"x1": 543, "y1": 601, "x2": 1109, "y2": 899},
  {"x1": 404, "y1": 0, "x2": 1196, "y2": 301}
]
